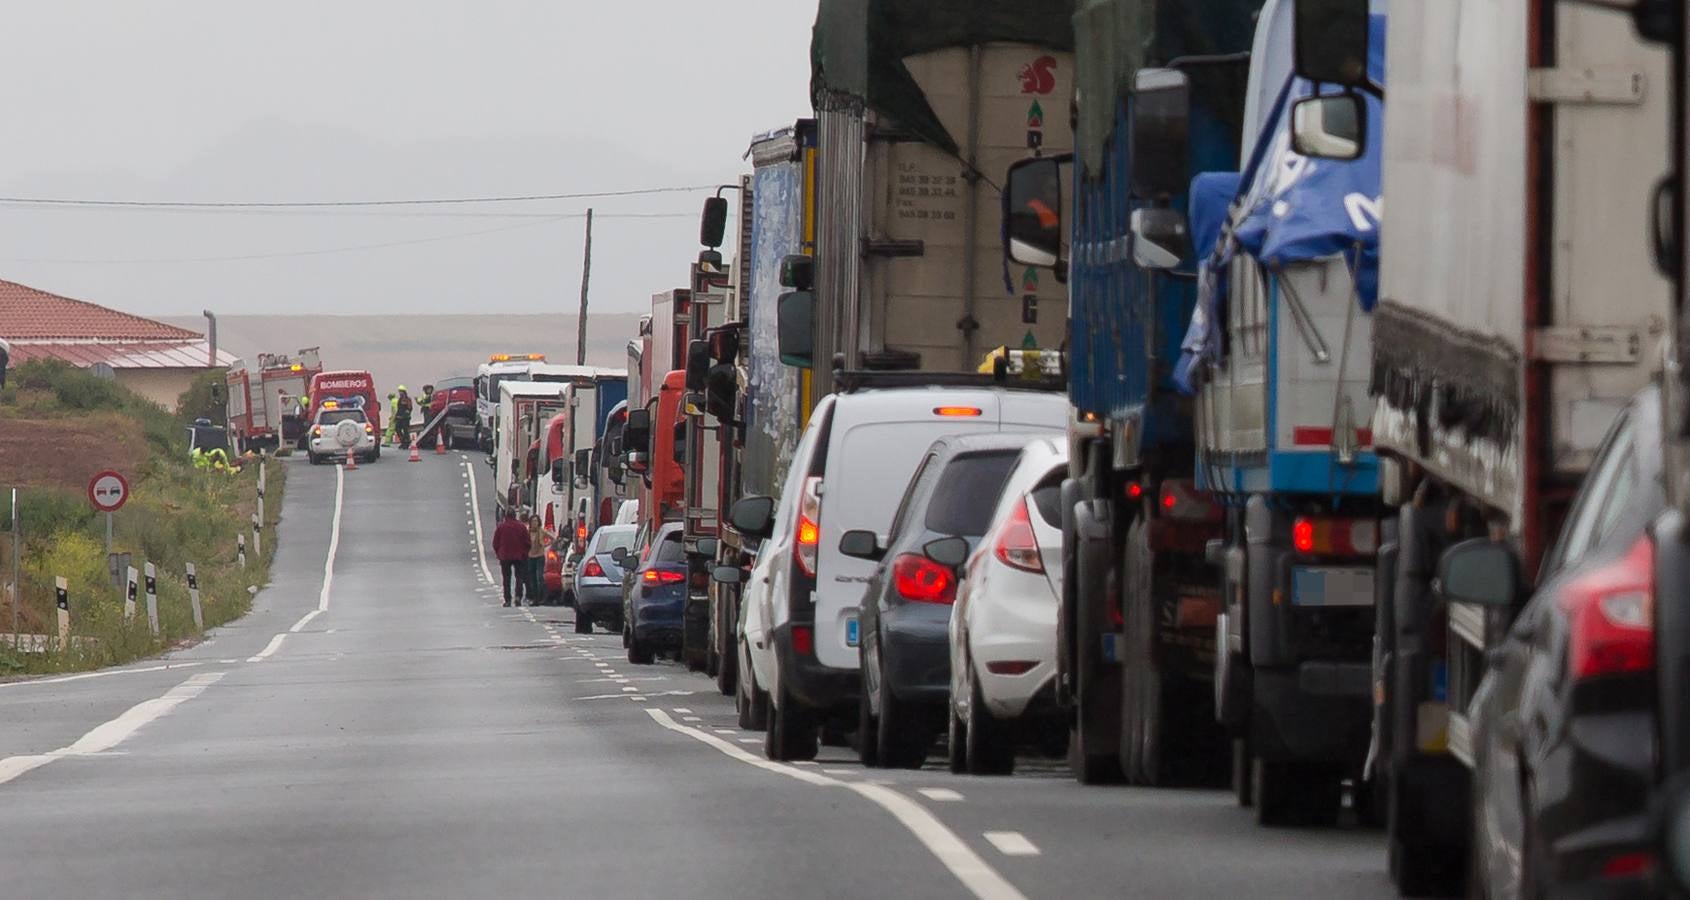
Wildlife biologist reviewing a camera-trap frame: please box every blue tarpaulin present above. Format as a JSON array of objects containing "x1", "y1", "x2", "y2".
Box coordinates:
[{"x1": 1175, "y1": 15, "x2": 1385, "y2": 395}]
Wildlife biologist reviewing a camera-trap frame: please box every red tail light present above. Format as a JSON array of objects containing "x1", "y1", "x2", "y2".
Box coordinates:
[
  {"x1": 363, "y1": 423, "x2": 374, "y2": 435},
  {"x1": 582, "y1": 558, "x2": 604, "y2": 578},
  {"x1": 790, "y1": 624, "x2": 814, "y2": 656},
  {"x1": 994, "y1": 497, "x2": 1043, "y2": 573},
  {"x1": 1291, "y1": 516, "x2": 1378, "y2": 556},
  {"x1": 893, "y1": 553, "x2": 956, "y2": 604},
  {"x1": 985, "y1": 660, "x2": 1037, "y2": 675},
  {"x1": 643, "y1": 569, "x2": 685, "y2": 585},
  {"x1": 1564, "y1": 535, "x2": 1655, "y2": 681},
  {"x1": 796, "y1": 476, "x2": 822, "y2": 577},
  {"x1": 1157, "y1": 480, "x2": 1223, "y2": 523},
  {"x1": 544, "y1": 505, "x2": 555, "y2": 531},
  {"x1": 546, "y1": 549, "x2": 558, "y2": 564},
  {"x1": 577, "y1": 522, "x2": 588, "y2": 543}
]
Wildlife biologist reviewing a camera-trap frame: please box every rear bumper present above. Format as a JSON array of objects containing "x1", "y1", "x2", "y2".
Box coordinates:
[
  {"x1": 1539, "y1": 709, "x2": 1655, "y2": 891},
  {"x1": 882, "y1": 603, "x2": 952, "y2": 707},
  {"x1": 574, "y1": 584, "x2": 623, "y2": 618},
  {"x1": 774, "y1": 622, "x2": 858, "y2": 712}
]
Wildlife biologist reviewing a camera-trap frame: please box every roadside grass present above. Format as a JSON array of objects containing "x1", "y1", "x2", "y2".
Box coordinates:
[{"x1": 0, "y1": 359, "x2": 284, "y2": 674}]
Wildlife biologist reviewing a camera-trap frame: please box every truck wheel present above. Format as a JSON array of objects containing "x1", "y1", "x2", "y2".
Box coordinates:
[
  {"x1": 1070, "y1": 496, "x2": 1124, "y2": 785},
  {"x1": 1388, "y1": 765, "x2": 1466, "y2": 896},
  {"x1": 1233, "y1": 738, "x2": 1254, "y2": 807},
  {"x1": 1255, "y1": 759, "x2": 1342, "y2": 827},
  {"x1": 765, "y1": 685, "x2": 817, "y2": 762}
]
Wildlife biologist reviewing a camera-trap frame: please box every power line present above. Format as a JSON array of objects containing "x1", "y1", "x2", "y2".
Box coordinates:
[
  {"x1": 0, "y1": 211, "x2": 696, "y2": 265},
  {"x1": 0, "y1": 184, "x2": 719, "y2": 210}
]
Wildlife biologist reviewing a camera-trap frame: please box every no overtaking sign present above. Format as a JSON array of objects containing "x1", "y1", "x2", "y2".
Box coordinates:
[{"x1": 88, "y1": 471, "x2": 129, "y2": 513}]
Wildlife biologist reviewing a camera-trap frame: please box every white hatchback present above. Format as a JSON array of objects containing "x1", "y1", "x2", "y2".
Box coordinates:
[{"x1": 945, "y1": 437, "x2": 1067, "y2": 775}]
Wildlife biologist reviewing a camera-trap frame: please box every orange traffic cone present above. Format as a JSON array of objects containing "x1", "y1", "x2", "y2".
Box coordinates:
[
  {"x1": 434, "y1": 433, "x2": 447, "y2": 455},
  {"x1": 344, "y1": 450, "x2": 358, "y2": 471},
  {"x1": 409, "y1": 443, "x2": 422, "y2": 463}
]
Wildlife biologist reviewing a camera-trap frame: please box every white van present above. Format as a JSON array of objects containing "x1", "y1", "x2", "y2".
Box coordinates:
[
  {"x1": 730, "y1": 379, "x2": 1067, "y2": 760},
  {"x1": 493, "y1": 381, "x2": 567, "y2": 518}
]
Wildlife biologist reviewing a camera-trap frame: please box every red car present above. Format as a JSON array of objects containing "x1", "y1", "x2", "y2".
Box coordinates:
[{"x1": 421, "y1": 376, "x2": 476, "y2": 449}]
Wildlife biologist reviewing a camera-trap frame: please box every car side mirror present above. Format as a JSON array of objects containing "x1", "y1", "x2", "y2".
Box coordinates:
[
  {"x1": 712, "y1": 565, "x2": 744, "y2": 585},
  {"x1": 923, "y1": 536, "x2": 969, "y2": 569},
  {"x1": 1291, "y1": 94, "x2": 1365, "y2": 161},
  {"x1": 1293, "y1": 0, "x2": 1371, "y2": 88},
  {"x1": 697, "y1": 537, "x2": 719, "y2": 558},
  {"x1": 1435, "y1": 539, "x2": 1521, "y2": 608},
  {"x1": 1131, "y1": 208, "x2": 1189, "y2": 270},
  {"x1": 777, "y1": 292, "x2": 814, "y2": 369},
  {"x1": 550, "y1": 458, "x2": 565, "y2": 485},
  {"x1": 1130, "y1": 68, "x2": 1190, "y2": 200},
  {"x1": 1003, "y1": 155, "x2": 1069, "y2": 270},
  {"x1": 837, "y1": 529, "x2": 884, "y2": 562},
  {"x1": 611, "y1": 546, "x2": 629, "y2": 564},
  {"x1": 729, "y1": 496, "x2": 776, "y2": 540}
]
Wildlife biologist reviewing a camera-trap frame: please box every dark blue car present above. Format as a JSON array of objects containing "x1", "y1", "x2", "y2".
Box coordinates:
[{"x1": 623, "y1": 523, "x2": 686, "y2": 665}]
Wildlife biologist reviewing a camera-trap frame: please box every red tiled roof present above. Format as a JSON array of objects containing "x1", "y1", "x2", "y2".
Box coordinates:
[
  {"x1": 0, "y1": 279, "x2": 200, "y2": 341},
  {"x1": 9, "y1": 341, "x2": 235, "y2": 370}
]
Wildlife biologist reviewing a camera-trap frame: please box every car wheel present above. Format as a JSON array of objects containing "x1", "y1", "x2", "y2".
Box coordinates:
[
  {"x1": 737, "y1": 646, "x2": 770, "y2": 731},
  {"x1": 856, "y1": 645, "x2": 881, "y2": 767},
  {"x1": 947, "y1": 692, "x2": 968, "y2": 775},
  {"x1": 765, "y1": 683, "x2": 817, "y2": 762},
  {"x1": 966, "y1": 675, "x2": 1015, "y2": 776},
  {"x1": 875, "y1": 652, "x2": 930, "y2": 769},
  {"x1": 627, "y1": 635, "x2": 654, "y2": 665},
  {"x1": 714, "y1": 597, "x2": 737, "y2": 698},
  {"x1": 574, "y1": 613, "x2": 592, "y2": 635},
  {"x1": 307, "y1": 452, "x2": 321, "y2": 466},
  {"x1": 1232, "y1": 737, "x2": 1254, "y2": 808}
]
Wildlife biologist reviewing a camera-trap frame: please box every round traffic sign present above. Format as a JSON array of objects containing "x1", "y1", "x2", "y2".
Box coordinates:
[{"x1": 88, "y1": 471, "x2": 130, "y2": 513}]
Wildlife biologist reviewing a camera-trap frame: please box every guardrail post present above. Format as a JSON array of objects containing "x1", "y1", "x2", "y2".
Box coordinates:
[
  {"x1": 186, "y1": 562, "x2": 203, "y2": 632},
  {"x1": 143, "y1": 562, "x2": 159, "y2": 637},
  {"x1": 54, "y1": 576, "x2": 68, "y2": 648},
  {"x1": 237, "y1": 533, "x2": 247, "y2": 569},
  {"x1": 125, "y1": 565, "x2": 138, "y2": 621},
  {"x1": 251, "y1": 512, "x2": 262, "y2": 558}
]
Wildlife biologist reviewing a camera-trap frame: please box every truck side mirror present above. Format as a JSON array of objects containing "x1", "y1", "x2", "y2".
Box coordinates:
[
  {"x1": 623, "y1": 408, "x2": 652, "y2": 457},
  {"x1": 1004, "y1": 155, "x2": 1068, "y2": 270},
  {"x1": 712, "y1": 565, "x2": 744, "y2": 585},
  {"x1": 1293, "y1": 0, "x2": 1370, "y2": 88},
  {"x1": 778, "y1": 291, "x2": 815, "y2": 369},
  {"x1": 1435, "y1": 539, "x2": 1521, "y2": 609},
  {"x1": 672, "y1": 420, "x2": 687, "y2": 464},
  {"x1": 685, "y1": 339, "x2": 711, "y2": 392},
  {"x1": 1131, "y1": 208, "x2": 1190, "y2": 269},
  {"x1": 700, "y1": 196, "x2": 728, "y2": 249},
  {"x1": 779, "y1": 254, "x2": 813, "y2": 290},
  {"x1": 1291, "y1": 94, "x2": 1365, "y2": 160},
  {"x1": 1130, "y1": 68, "x2": 1190, "y2": 201},
  {"x1": 550, "y1": 458, "x2": 565, "y2": 485},
  {"x1": 696, "y1": 537, "x2": 719, "y2": 558},
  {"x1": 574, "y1": 449, "x2": 592, "y2": 487}
]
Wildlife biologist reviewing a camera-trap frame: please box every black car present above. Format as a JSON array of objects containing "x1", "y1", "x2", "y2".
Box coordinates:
[
  {"x1": 842, "y1": 432, "x2": 1040, "y2": 769},
  {"x1": 1449, "y1": 386, "x2": 1665, "y2": 896}
]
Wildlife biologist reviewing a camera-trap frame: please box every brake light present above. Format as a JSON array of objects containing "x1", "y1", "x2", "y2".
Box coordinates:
[
  {"x1": 577, "y1": 523, "x2": 588, "y2": 542},
  {"x1": 1600, "y1": 851, "x2": 1654, "y2": 879},
  {"x1": 643, "y1": 569, "x2": 685, "y2": 585},
  {"x1": 544, "y1": 506, "x2": 555, "y2": 530},
  {"x1": 363, "y1": 423, "x2": 374, "y2": 435},
  {"x1": 1157, "y1": 480, "x2": 1222, "y2": 522},
  {"x1": 790, "y1": 625, "x2": 814, "y2": 656},
  {"x1": 546, "y1": 549, "x2": 558, "y2": 564},
  {"x1": 985, "y1": 660, "x2": 1037, "y2": 675},
  {"x1": 1291, "y1": 516, "x2": 1378, "y2": 556},
  {"x1": 994, "y1": 497, "x2": 1043, "y2": 573},
  {"x1": 1127, "y1": 482, "x2": 1144, "y2": 500},
  {"x1": 1564, "y1": 535, "x2": 1655, "y2": 681},
  {"x1": 934, "y1": 406, "x2": 983, "y2": 418},
  {"x1": 582, "y1": 558, "x2": 604, "y2": 578},
  {"x1": 893, "y1": 553, "x2": 956, "y2": 604},
  {"x1": 796, "y1": 476, "x2": 822, "y2": 577}
]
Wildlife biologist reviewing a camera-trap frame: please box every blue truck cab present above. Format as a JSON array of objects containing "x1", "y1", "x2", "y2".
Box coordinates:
[
  {"x1": 1003, "y1": 0, "x2": 1262, "y2": 786},
  {"x1": 1179, "y1": 3, "x2": 1387, "y2": 825}
]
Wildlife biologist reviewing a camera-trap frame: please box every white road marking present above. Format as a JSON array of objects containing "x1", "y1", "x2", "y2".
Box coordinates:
[
  {"x1": 621, "y1": 686, "x2": 639, "y2": 692},
  {"x1": 918, "y1": 788, "x2": 964, "y2": 802},
  {"x1": 318, "y1": 463, "x2": 345, "y2": 612},
  {"x1": 672, "y1": 708, "x2": 692, "y2": 714},
  {"x1": 682, "y1": 716, "x2": 703, "y2": 722},
  {"x1": 247, "y1": 633, "x2": 288, "y2": 663},
  {"x1": 645, "y1": 709, "x2": 1026, "y2": 900},
  {"x1": 823, "y1": 768, "x2": 857, "y2": 776},
  {"x1": 983, "y1": 832, "x2": 1040, "y2": 858},
  {"x1": 0, "y1": 672, "x2": 225, "y2": 787},
  {"x1": 738, "y1": 737, "x2": 761, "y2": 744},
  {"x1": 0, "y1": 661, "x2": 205, "y2": 688},
  {"x1": 464, "y1": 460, "x2": 494, "y2": 584},
  {"x1": 714, "y1": 728, "x2": 737, "y2": 735},
  {"x1": 290, "y1": 609, "x2": 322, "y2": 633}
]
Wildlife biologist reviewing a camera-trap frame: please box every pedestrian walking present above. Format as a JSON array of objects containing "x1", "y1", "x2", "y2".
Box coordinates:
[
  {"x1": 492, "y1": 508, "x2": 530, "y2": 607},
  {"x1": 526, "y1": 514, "x2": 549, "y2": 604}
]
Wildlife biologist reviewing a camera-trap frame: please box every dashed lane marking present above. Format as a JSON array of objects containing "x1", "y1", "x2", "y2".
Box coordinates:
[
  {"x1": 983, "y1": 832, "x2": 1040, "y2": 858},
  {"x1": 918, "y1": 788, "x2": 964, "y2": 802},
  {"x1": 645, "y1": 708, "x2": 1026, "y2": 900},
  {"x1": 247, "y1": 633, "x2": 288, "y2": 663},
  {"x1": 463, "y1": 459, "x2": 494, "y2": 584}
]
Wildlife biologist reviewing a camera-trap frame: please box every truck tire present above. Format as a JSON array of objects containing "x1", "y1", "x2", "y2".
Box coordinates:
[
  {"x1": 1255, "y1": 758, "x2": 1342, "y2": 827},
  {"x1": 1388, "y1": 762, "x2": 1466, "y2": 896},
  {"x1": 1070, "y1": 494, "x2": 1124, "y2": 785},
  {"x1": 1233, "y1": 737, "x2": 1254, "y2": 807},
  {"x1": 765, "y1": 684, "x2": 817, "y2": 762}
]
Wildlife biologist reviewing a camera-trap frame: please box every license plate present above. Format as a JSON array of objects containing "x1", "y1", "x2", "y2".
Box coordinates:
[
  {"x1": 1290, "y1": 567, "x2": 1374, "y2": 607},
  {"x1": 846, "y1": 615, "x2": 860, "y2": 648}
]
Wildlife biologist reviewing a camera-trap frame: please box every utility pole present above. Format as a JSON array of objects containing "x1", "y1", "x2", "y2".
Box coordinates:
[{"x1": 576, "y1": 208, "x2": 593, "y2": 366}]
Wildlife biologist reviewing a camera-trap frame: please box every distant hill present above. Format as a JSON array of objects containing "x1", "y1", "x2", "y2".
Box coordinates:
[{"x1": 163, "y1": 314, "x2": 641, "y2": 393}]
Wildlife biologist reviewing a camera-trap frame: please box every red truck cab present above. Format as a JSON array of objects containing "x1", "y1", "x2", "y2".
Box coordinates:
[{"x1": 640, "y1": 370, "x2": 688, "y2": 547}]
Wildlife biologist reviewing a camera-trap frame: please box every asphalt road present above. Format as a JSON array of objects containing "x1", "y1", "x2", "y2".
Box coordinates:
[{"x1": 0, "y1": 452, "x2": 1398, "y2": 899}]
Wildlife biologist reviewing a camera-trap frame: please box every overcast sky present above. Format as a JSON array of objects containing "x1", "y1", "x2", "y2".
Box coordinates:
[{"x1": 0, "y1": 1, "x2": 817, "y2": 317}]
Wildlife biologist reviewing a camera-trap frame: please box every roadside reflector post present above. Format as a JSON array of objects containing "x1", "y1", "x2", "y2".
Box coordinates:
[
  {"x1": 251, "y1": 512, "x2": 262, "y2": 558},
  {"x1": 54, "y1": 576, "x2": 68, "y2": 648},
  {"x1": 186, "y1": 562, "x2": 203, "y2": 632},
  {"x1": 238, "y1": 533, "x2": 247, "y2": 569},
  {"x1": 143, "y1": 562, "x2": 159, "y2": 636},
  {"x1": 124, "y1": 565, "x2": 139, "y2": 621}
]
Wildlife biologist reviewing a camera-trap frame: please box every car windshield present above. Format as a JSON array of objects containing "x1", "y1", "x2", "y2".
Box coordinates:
[
  {"x1": 596, "y1": 529, "x2": 637, "y2": 554},
  {"x1": 317, "y1": 410, "x2": 366, "y2": 426},
  {"x1": 924, "y1": 450, "x2": 1020, "y2": 536},
  {"x1": 652, "y1": 529, "x2": 686, "y2": 564}
]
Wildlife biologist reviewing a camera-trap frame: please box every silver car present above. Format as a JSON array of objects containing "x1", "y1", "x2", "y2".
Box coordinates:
[
  {"x1": 307, "y1": 406, "x2": 378, "y2": 465},
  {"x1": 570, "y1": 524, "x2": 637, "y2": 634}
]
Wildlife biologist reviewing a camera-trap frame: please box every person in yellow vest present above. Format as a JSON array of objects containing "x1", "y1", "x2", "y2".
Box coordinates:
[
  {"x1": 385, "y1": 392, "x2": 398, "y2": 445},
  {"x1": 191, "y1": 447, "x2": 209, "y2": 470}
]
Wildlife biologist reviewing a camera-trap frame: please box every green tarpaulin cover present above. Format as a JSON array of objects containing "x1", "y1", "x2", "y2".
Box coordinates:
[{"x1": 811, "y1": 0, "x2": 1076, "y2": 154}]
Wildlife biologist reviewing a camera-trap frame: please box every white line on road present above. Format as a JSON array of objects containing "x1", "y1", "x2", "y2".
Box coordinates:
[
  {"x1": 464, "y1": 460, "x2": 493, "y2": 585},
  {"x1": 0, "y1": 661, "x2": 204, "y2": 689},
  {"x1": 918, "y1": 788, "x2": 964, "y2": 802},
  {"x1": 0, "y1": 671, "x2": 225, "y2": 787},
  {"x1": 738, "y1": 738, "x2": 761, "y2": 744},
  {"x1": 290, "y1": 609, "x2": 322, "y2": 633},
  {"x1": 247, "y1": 633, "x2": 288, "y2": 663},
  {"x1": 645, "y1": 708, "x2": 1026, "y2": 900},
  {"x1": 318, "y1": 464, "x2": 345, "y2": 612},
  {"x1": 983, "y1": 832, "x2": 1040, "y2": 858}
]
